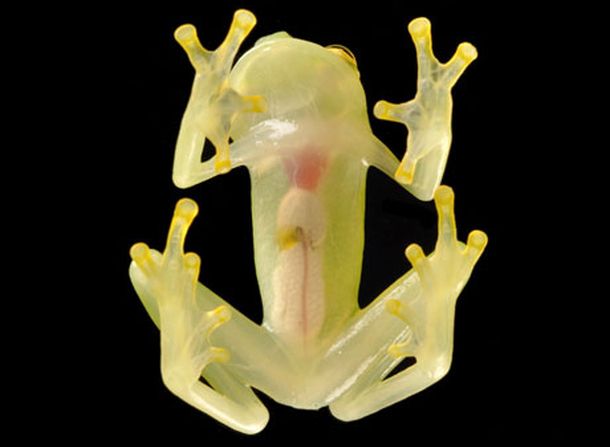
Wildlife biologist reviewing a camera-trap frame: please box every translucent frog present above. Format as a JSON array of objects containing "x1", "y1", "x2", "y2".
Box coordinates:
[{"x1": 129, "y1": 9, "x2": 487, "y2": 434}]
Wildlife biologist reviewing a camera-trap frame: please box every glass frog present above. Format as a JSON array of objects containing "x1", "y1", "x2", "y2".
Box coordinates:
[{"x1": 129, "y1": 9, "x2": 487, "y2": 434}]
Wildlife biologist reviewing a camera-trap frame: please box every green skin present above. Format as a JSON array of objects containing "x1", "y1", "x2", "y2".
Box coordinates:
[{"x1": 129, "y1": 10, "x2": 486, "y2": 435}]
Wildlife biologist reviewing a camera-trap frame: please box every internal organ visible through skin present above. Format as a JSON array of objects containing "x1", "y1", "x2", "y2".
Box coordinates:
[
  {"x1": 271, "y1": 150, "x2": 327, "y2": 343},
  {"x1": 282, "y1": 148, "x2": 327, "y2": 191}
]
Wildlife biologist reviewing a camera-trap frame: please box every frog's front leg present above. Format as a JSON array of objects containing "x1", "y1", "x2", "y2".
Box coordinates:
[
  {"x1": 172, "y1": 9, "x2": 265, "y2": 187},
  {"x1": 129, "y1": 199, "x2": 275, "y2": 434},
  {"x1": 328, "y1": 186, "x2": 487, "y2": 421},
  {"x1": 373, "y1": 18, "x2": 477, "y2": 201}
]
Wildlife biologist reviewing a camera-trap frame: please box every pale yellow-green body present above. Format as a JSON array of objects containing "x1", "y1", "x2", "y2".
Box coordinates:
[{"x1": 129, "y1": 10, "x2": 487, "y2": 434}]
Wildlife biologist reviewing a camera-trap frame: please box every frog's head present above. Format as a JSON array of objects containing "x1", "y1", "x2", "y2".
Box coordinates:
[{"x1": 229, "y1": 32, "x2": 370, "y2": 137}]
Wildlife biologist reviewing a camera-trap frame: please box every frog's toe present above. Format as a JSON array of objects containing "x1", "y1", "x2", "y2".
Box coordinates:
[
  {"x1": 189, "y1": 305, "x2": 232, "y2": 369},
  {"x1": 408, "y1": 17, "x2": 432, "y2": 42},
  {"x1": 184, "y1": 252, "x2": 201, "y2": 283},
  {"x1": 442, "y1": 42, "x2": 478, "y2": 86},
  {"x1": 233, "y1": 9, "x2": 256, "y2": 34},
  {"x1": 462, "y1": 230, "x2": 487, "y2": 267},
  {"x1": 404, "y1": 242, "x2": 434, "y2": 289},
  {"x1": 214, "y1": 157, "x2": 232, "y2": 174},
  {"x1": 206, "y1": 305, "x2": 232, "y2": 339},
  {"x1": 162, "y1": 198, "x2": 199, "y2": 263},
  {"x1": 175, "y1": 197, "x2": 198, "y2": 219},
  {"x1": 174, "y1": 23, "x2": 197, "y2": 42},
  {"x1": 434, "y1": 185, "x2": 458, "y2": 245},
  {"x1": 175, "y1": 9, "x2": 256, "y2": 73},
  {"x1": 130, "y1": 242, "x2": 157, "y2": 276},
  {"x1": 396, "y1": 156, "x2": 417, "y2": 185}
]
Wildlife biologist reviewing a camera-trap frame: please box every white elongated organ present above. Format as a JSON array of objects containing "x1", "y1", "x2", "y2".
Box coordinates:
[{"x1": 271, "y1": 187, "x2": 326, "y2": 343}]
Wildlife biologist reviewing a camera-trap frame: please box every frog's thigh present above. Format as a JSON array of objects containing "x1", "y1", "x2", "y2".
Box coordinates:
[
  {"x1": 195, "y1": 283, "x2": 296, "y2": 396},
  {"x1": 305, "y1": 271, "x2": 416, "y2": 405},
  {"x1": 130, "y1": 260, "x2": 294, "y2": 384},
  {"x1": 329, "y1": 360, "x2": 438, "y2": 422},
  {"x1": 322, "y1": 273, "x2": 439, "y2": 422},
  {"x1": 130, "y1": 267, "x2": 289, "y2": 434}
]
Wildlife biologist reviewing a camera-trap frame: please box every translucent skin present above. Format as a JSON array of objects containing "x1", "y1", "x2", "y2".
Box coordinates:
[{"x1": 129, "y1": 10, "x2": 487, "y2": 434}]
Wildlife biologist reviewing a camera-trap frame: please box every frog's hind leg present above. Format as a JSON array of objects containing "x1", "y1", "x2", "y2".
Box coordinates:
[
  {"x1": 327, "y1": 186, "x2": 486, "y2": 421},
  {"x1": 129, "y1": 198, "x2": 276, "y2": 434}
]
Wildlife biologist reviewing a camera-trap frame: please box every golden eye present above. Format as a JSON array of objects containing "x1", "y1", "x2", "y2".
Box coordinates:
[{"x1": 326, "y1": 44, "x2": 358, "y2": 69}]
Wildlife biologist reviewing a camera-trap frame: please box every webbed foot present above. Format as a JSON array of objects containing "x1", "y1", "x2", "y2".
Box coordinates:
[
  {"x1": 173, "y1": 10, "x2": 266, "y2": 185},
  {"x1": 130, "y1": 199, "x2": 231, "y2": 388},
  {"x1": 374, "y1": 18, "x2": 477, "y2": 200},
  {"x1": 386, "y1": 185, "x2": 486, "y2": 362}
]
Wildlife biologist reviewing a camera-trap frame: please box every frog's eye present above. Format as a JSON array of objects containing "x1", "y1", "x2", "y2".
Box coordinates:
[{"x1": 326, "y1": 44, "x2": 358, "y2": 69}]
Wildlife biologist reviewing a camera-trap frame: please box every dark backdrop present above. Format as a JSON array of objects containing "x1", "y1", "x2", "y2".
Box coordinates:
[{"x1": 48, "y1": 0, "x2": 573, "y2": 443}]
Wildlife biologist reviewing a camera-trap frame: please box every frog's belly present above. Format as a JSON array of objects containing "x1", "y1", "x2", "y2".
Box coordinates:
[{"x1": 269, "y1": 187, "x2": 326, "y2": 344}]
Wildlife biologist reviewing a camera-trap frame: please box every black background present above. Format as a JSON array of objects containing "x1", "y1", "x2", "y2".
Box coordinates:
[{"x1": 42, "y1": 0, "x2": 574, "y2": 443}]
